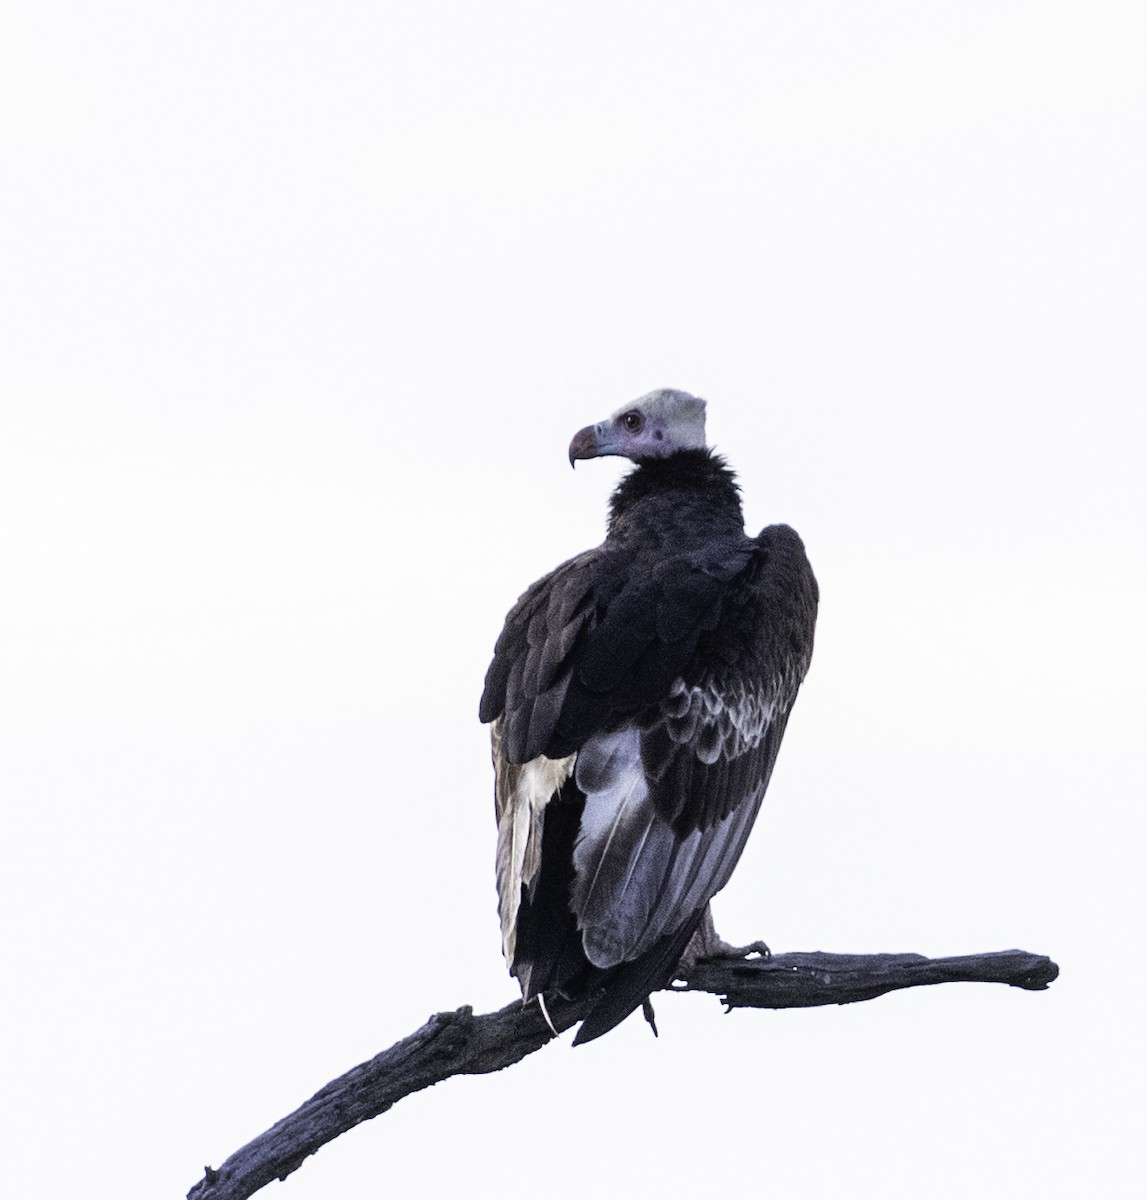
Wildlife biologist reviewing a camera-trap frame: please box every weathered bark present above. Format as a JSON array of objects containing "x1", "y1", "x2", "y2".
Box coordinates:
[{"x1": 187, "y1": 948, "x2": 1057, "y2": 1200}]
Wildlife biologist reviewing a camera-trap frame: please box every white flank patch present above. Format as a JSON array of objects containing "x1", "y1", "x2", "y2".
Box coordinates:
[{"x1": 494, "y1": 746, "x2": 575, "y2": 963}]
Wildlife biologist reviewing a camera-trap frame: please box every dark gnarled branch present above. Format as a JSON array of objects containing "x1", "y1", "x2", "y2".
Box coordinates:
[{"x1": 187, "y1": 948, "x2": 1058, "y2": 1200}]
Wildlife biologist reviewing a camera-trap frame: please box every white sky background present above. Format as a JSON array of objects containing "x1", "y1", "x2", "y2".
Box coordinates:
[{"x1": 2, "y1": 2, "x2": 1144, "y2": 1196}]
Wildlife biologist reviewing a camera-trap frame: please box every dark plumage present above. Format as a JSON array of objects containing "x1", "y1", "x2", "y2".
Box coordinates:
[{"x1": 480, "y1": 390, "x2": 817, "y2": 1044}]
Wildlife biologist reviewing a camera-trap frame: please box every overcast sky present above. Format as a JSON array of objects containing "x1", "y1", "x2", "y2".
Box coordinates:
[{"x1": 2, "y1": 3, "x2": 1144, "y2": 1197}]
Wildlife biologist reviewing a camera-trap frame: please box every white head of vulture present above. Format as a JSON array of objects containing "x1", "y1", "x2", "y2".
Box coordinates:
[
  {"x1": 480, "y1": 388, "x2": 817, "y2": 1044},
  {"x1": 568, "y1": 388, "x2": 708, "y2": 464}
]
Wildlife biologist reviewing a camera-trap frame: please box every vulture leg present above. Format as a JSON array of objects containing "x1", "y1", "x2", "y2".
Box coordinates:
[{"x1": 676, "y1": 904, "x2": 772, "y2": 975}]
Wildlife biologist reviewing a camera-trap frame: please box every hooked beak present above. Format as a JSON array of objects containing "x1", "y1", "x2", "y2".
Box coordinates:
[{"x1": 568, "y1": 424, "x2": 599, "y2": 468}]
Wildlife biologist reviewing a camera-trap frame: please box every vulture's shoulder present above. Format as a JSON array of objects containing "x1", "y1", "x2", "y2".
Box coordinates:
[
  {"x1": 753, "y1": 522, "x2": 817, "y2": 596},
  {"x1": 747, "y1": 522, "x2": 819, "y2": 652}
]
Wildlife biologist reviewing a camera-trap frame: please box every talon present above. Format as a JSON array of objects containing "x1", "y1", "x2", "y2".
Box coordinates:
[
  {"x1": 737, "y1": 939, "x2": 772, "y2": 961},
  {"x1": 677, "y1": 905, "x2": 773, "y2": 974}
]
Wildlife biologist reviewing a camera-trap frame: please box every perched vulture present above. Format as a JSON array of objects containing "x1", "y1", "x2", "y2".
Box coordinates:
[{"x1": 479, "y1": 390, "x2": 818, "y2": 1044}]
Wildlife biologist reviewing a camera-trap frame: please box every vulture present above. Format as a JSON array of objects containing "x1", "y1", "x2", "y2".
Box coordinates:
[{"x1": 479, "y1": 389, "x2": 817, "y2": 1044}]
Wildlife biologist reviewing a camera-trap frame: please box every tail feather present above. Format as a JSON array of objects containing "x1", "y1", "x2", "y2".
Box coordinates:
[
  {"x1": 570, "y1": 913, "x2": 702, "y2": 1045},
  {"x1": 513, "y1": 777, "x2": 591, "y2": 999}
]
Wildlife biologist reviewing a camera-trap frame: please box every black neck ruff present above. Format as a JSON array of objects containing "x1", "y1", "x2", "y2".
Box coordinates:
[{"x1": 607, "y1": 449, "x2": 743, "y2": 527}]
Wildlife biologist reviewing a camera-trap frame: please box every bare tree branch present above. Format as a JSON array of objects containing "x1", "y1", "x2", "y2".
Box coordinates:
[
  {"x1": 187, "y1": 947, "x2": 1058, "y2": 1200},
  {"x1": 674, "y1": 948, "x2": 1059, "y2": 1009}
]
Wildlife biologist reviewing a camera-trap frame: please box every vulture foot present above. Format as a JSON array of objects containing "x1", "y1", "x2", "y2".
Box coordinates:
[{"x1": 677, "y1": 906, "x2": 771, "y2": 977}]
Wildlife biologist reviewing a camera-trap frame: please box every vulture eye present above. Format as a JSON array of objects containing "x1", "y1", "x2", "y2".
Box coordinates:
[{"x1": 621, "y1": 411, "x2": 644, "y2": 433}]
